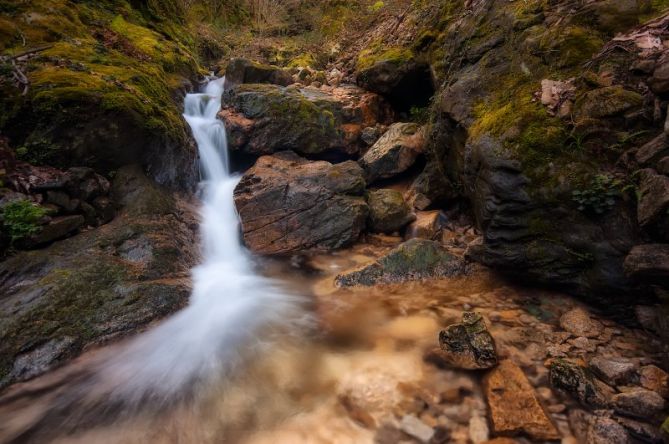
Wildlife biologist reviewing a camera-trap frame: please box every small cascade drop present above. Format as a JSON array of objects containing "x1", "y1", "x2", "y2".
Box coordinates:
[{"x1": 97, "y1": 77, "x2": 301, "y2": 404}]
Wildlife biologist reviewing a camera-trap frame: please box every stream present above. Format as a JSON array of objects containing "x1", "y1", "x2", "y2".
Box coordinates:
[{"x1": 0, "y1": 79, "x2": 664, "y2": 444}]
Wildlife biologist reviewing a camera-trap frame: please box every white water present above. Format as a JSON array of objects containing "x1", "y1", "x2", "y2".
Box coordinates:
[{"x1": 98, "y1": 77, "x2": 301, "y2": 404}]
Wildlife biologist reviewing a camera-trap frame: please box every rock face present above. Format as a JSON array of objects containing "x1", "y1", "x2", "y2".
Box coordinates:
[
  {"x1": 220, "y1": 84, "x2": 392, "y2": 157},
  {"x1": 335, "y1": 238, "x2": 465, "y2": 286},
  {"x1": 359, "y1": 123, "x2": 424, "y2": 183},
  {"x1": 224, "y1": 58, "x2": 293, "y2": 88},
  {"x1": 438, "y1": 312, "x2": 497, "y2": 370},
  {"x1": 366, "y1": 189, "x2": 415, "y2": 233},
  {"x1": 233, "y1": 151, "x2": 368, "y2": 255},
  {"x1": 0, "y1": 165, "x2": 198, "y2": 387},
  {"x1": 484, "y1": 360, "x2": 560, "y2": 441},
  {"x1": 356, "y1": 59, "x2": 435, "y2": 111}
]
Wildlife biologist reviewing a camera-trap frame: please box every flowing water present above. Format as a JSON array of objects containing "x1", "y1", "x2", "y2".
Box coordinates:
[{"x1": 0, "y1": 79, "x2": 662, "y2": 444}]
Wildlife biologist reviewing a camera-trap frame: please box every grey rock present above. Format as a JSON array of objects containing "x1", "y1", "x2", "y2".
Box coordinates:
[
  {"x1": 637, "y1": 169, "x2": 669, "y2": 230},
  {"x1": 359, "y1": 122, "x2": 424, "y2": 183},
  {"x1": 30, "y1": 215, "x2": 85, "y2": 246},
  {"x1": 636, "y1": 134, "x2": 669, "y2": 166},
  {"x1": 399, "y1": 415, "x2": 434, "y2": 443},
  {"x1": 616, "y1": 417, "x2": 664, "y2": 444},
  {"x1": 589, "y1": 357, "x2": 637, "y2": 386},
  {"x1": 624, "y1": 244, "x2": 669, "y2": 281},
  {"x1": 612, "y1": 388, "x2": 666, "y2": 419},
  {"x1": 550, "y1": 359, "x2": 608, "y2": 408},
  {"x1": 587, "y1": 416, "x2": 633, "y2": 444},
  {"x1": 3, "y1": 337, "x2": 75, "y2": 384}
]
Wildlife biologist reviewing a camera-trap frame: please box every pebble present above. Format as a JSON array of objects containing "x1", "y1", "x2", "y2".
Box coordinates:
[
  {"x1": 559, "y1": 308, "x2": 603, "y2": 338},
  {"x1": 400, "y1": 415, "x2": 434, "y2": 443},
  {"x1": 468, "y1": 415, "x2": 489, "y2": 444}
]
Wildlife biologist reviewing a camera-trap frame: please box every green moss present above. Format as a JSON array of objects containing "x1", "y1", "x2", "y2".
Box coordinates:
[
  {"x1": 357, "y1": 46, "x2": 414, "y2": 71},
  {"x1": 0, "y1": 200, "x2": 47, "y2": 243},
  {"x1": 541, "y1": 26, "x2": 605, "y2": 69}
]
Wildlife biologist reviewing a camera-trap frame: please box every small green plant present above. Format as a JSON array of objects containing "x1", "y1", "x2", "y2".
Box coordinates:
[
  {"x1": 409, "y1": 106, "x2": 429, "y2": 123},
  {"x1": 1, "y1": 200, "x2": 47, "y2": 243},
  {"x1": 571, "y1": 174, "x2": 621, "y2": 215}
]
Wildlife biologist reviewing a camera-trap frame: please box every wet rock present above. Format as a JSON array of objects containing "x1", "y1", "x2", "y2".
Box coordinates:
[
  {"x1": 589, "y1": 357, "x2": 637, "y2": 386},
  {"x1": 549, "y1": 359, "x2": 608, "y2": 408},
  {"x1": 400, "y1": 415, "x2": 434, "y2": 443},
  {"x1": 220, "y1": 83, "x2": 392, "y2": 156},
  {"x1": 335, "y1": 239, "x2": 465, "y2": 286},
  {"x1": 612, "y1": 388, "x2": 666, "y2": 419},
  {"x1": 639, "y1": 365, "x2": 669, "y2": 399},
  {"x1": 616, "y1": 417, "x2": 664, "y2": 444},
  {"x1": 224, "y1": 58, "x2": 293, "y2": 88},
  {"x1": 361, "y1": 126, "x2": 383, "y2": 146},
  {"x1": 234, "y1": 151, "x2": 368, "y2": 255},
  {"x1": 359, "y1": 122, "x2": 424, "y2": 183},
  {"x1": 438, "y1": 312, "x2": 497, "y2": 370},
  {"x1": 3, "y1": 337, "x2": 75, "y2": 383},
  {"x1": 366, "y1": 189, "x2": 415, "y2": 233},
  {"x1": 624, "y1": 244, "x2": 669, "y2": 281},
  {"x1": 405, "y1": 211, "x2": 445, "y2": 241},
  {"x1": 29, "y1": 215, "x2": 85, "y2": 246},
  {"x1": 484, "y1": 360, "x2": 560, "y2": 441},
  {"x1": 560, "y1": 308, "x2": 604, "y2": 338}
]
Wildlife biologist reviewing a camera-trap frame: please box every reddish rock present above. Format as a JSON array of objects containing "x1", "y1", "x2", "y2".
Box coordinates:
[{"x1": 484, "y1": 360, "x2": 560, "y2": 441}]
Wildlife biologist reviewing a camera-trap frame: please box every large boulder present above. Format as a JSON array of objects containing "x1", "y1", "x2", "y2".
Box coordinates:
[
  {"x1": 359, "y1": 123, "x2": 425, "y2": 183},
  {"x1": 233, "y1": 151, "x2": 368, "y2": 255},
  {"x1": 366, "y1": 189, "x2": 415, "y2": 233},
  {"x1": 224, "y1": 58, "x2": 293, "y2": 88},
  {"x1": 219, "y1": 84, "x2": 393, "y2": 157},
  {"x1": 335, "y1": 238, "x2": 465, "y2": 286}
]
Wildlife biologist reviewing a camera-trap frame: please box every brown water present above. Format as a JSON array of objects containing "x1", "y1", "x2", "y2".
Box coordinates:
[{"x1": 0, "y1": 238, "x2": 663, "y2": 443}]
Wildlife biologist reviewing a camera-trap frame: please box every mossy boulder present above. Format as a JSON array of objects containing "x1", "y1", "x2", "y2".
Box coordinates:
[
  {"x1": 224, "y1": 58, "x2": 294, "y2": 88},
  {"x1": 0, "y1": 0, "x2": 202, "y2": 189},
  {"x1": 335, "y1": 238, "x2": 466, "y2": 286},
  {"x1": 576, "y1": 86, "x2": 644, "y2": 120},
  {"x1": 220, "y1": 83, "x2": 392, "y2": 156},
  {"x1": 366, "y1": 188, "x2": 415, "y2": 233}
]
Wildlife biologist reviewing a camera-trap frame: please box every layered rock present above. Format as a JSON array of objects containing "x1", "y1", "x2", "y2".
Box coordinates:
[
  {"x1": 233, "y1": 151, "x2": 368, "y2": 255},
  {"x1": 335, "y1": 238, "x2": 465, "y2": 286},
  {"x1": 220, "y1": 83, "x2": 392, "y2": 157}
]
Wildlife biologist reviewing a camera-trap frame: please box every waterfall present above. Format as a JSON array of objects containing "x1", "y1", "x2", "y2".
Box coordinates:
[{"x1": 98, "y1": 77, "x2": 300, "y2": 404}]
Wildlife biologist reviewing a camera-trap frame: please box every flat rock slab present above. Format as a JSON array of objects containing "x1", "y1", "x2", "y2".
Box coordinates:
[{"x1": 484, "y1": 360, "x2": 560, "y2": 441}]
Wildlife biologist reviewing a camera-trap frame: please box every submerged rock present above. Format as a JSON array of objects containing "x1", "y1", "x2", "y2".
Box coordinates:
[
  {"x1": 220, "y1": 83, "x2": 392, "y2": 157},
  {"x1": 438, "y1": 312, "x2": 497, "y2": 370},
  {"x1": 233, "y1": 151, "x2": 368, "y2": 255},
  {"x1": 366, "y1": 189, "x2": 415, "y2": 233},
  {"x1": 484, "y1": 360, "x2": 560, "y2": 441},
  {"x1": 359, "y1": 122, "x2": 424, "y2": 183},
  {"x1": 335, "y1": 238, "x2": 465, "y2": 286}
]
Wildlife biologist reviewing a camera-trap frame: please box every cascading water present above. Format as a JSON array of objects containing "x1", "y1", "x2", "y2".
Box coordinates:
[{"x1": 97, "y1": 77, "x2": 302, "y2": 404}]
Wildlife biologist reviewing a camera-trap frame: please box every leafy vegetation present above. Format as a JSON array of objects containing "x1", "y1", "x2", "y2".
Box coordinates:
[
  {"x1": 0, "y1": 200, "x2": 47, "y2": 243},
  {"x1": 571, "y1": 174, "x2": 622, "y2": 215}
]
